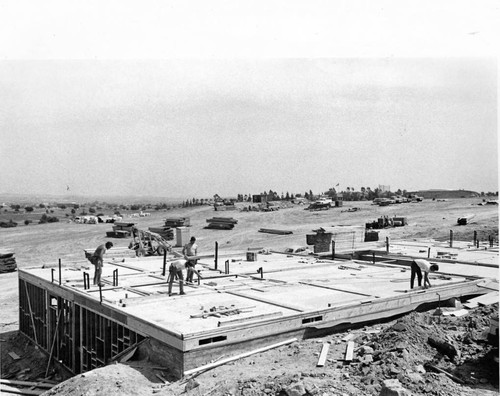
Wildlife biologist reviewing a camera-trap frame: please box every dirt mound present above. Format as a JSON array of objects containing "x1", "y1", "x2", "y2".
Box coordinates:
[
  {"x1": 349, "y1": 306, "x2": 499, "y2": 396},
  {"x1": 41, "y1": 364, "x2": 167, "y2": 396}
]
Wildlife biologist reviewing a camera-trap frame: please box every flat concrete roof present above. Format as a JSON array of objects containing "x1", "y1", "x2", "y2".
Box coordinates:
[{"x1": 20, "y1": 239, "x2": 498, "y2": 352}]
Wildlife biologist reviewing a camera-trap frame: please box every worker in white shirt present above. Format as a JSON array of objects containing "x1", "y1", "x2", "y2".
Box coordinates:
[{"x1": 410, "y1": 259, "x2": 439, "y2": 289}]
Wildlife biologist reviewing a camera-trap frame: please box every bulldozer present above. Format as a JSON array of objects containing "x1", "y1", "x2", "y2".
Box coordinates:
[{"x1": 128, "y1": 227, "x2": 173, "y2": 257}]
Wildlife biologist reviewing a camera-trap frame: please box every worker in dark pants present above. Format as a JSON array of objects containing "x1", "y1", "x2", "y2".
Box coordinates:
[
  {"x1": 91, "y1": 241, "x2": 113, "y2": 286},
  {"x1": 410, "y1": 259, "x2": 439, "y2": 289},
  {"x1": 168, "y1": 259, "x2": 186, "y2": 296},
  {"x1": 183, "y1": 236, "x2": 199, "y2": 283}
]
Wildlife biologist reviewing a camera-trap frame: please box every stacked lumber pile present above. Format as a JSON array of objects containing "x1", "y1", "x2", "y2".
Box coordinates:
[
  {"x1": 148, "y1": 226, "x2": 174, "y2": 240},
  {"x1": 107, "y1": 222, "x2": 136, "y2": 238},
  {"x1": 0, "y1": 250, "x2": 17, "y2": 273},
  {"x1": 165, "y1": 217, "x2": 190, "y2": 227},
  {"x1": 205, "y1": 217, "x2": 238, "y2": 230}
]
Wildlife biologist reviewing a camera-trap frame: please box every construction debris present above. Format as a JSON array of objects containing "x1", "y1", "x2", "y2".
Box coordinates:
[
  {"x1": 0, "y1": 250, "x2": 17, "y2": 273},
  {"x1": 190, "y1": 305, "x2": 254, "y2": 319}
]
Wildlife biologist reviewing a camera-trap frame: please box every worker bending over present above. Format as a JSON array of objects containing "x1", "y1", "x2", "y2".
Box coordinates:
[
  {"x1": 410, "y1": 258, "x2": 439, "y2": 289},
  {"x1": 168, "y1": 259, "x2": 186, "y2": 296}
]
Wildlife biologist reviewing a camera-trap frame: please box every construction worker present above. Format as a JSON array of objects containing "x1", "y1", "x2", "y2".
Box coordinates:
[
  {"x1": 410, "y1": 259, "x2": 439, "y2": 289},
  {"x1": 183, "y1": 236, "x2": 200, "y2": 283},
  {"x1": 168, "y1": 259, "x2": 185, "y2": 296},
  {"x1": 91, "y1": 241, "x2": 113, "y2": 286}
]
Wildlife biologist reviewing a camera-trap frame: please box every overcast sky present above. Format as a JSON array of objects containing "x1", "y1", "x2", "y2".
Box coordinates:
[{"x1": 0, "y1": 1, "x2": 498, "y2": 199}]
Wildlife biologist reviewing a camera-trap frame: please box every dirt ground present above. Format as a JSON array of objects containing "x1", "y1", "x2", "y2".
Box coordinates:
[{"x1": 0, "y1": 198, "x2": 498, "y2": 395}]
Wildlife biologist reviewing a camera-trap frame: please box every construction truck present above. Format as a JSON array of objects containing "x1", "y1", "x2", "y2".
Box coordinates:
[{"x1": 128, "y1": 227, "x2": 173, "y2": 257}]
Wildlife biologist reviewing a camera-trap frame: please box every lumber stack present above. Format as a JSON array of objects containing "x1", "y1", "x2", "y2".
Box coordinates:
[
  {"x1": 205, "y1": 217, "x2": 238, "y2": 230},
  {"x1": 148, "y1": 226, "x2": 174, "y2": 240},
  {"x1": 107, "y1": 222, "x2": 136, "y2": 238},
  {"x1": 165, "y1": 217, "x2": 190, "y2": 227},
  {"x1": 0, "y1": 250, "x2": 17, "y2": 273}
]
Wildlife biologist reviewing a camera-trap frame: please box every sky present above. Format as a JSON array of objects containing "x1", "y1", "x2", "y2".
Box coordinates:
[{"x1": 0, "y1": 1, "x2": 498, "y2": 199}]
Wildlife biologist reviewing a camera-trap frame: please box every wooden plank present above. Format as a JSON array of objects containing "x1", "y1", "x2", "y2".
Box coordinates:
[
  {"x1": 344, "y1": 341, "x2": 355, "y2": 362},
  {"x1": 183, "y1": 338, "x2": 297, "y2": 377},
  {"x1": 0, "y1": 384, "x2": 44, "y2": 395},
  {"x1": 341, "y1": 333, "x2": 355, "y2": 342},
  {"x1": 0, "y1": 380, "x2": 53, "y2": 389},
  {"x1": 108, "y1": 338, "x2": 148, "y2": 363},
  {"x1": 218, "y1": 312, "x2": 282, "y2": 327},
  {"x1": 226, "y1": 290, "x2": 304, "y2": 312},
  {"x1": 8, "y1": 352, "x2": 21, "y2": 360},
  {"x1": 316, "y1": 343, "x2": 330, "y2": 367},
  {"x1": 464, "y1": 291, "x2": 499, "y2": 308},
  {"x1": 299, "y1": 281, "x2": 375, "y2": 298},
  {"x1": 442, "y1": 309, "x2": 469, "y2": 317}
]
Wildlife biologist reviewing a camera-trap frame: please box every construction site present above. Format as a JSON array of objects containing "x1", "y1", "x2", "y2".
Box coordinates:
[{"x1": 1, "y1": 199, "x2": 499, "y2": 396}]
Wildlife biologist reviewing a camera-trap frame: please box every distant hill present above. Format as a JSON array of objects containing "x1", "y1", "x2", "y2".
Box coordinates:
[{"x1": 410, "y1": 189, "x2": 480, "y2": 199}]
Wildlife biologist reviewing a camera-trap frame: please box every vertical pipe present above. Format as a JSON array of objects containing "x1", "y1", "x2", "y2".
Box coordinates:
[
  {"x1": 427, "y1": 247, "x2": 431, "y2": 258},
  {"x1": 99, "y1": 284, "x2": 103, "y2": 304},
  {"x1": 51, "y1": 269, "x2": 55, "y2": 283},
  {"x1": 163, "y1": 250, "x2": 167, "y2": 276},
  {"x1": 476, "y1": 239, "x2": 480, "y2": 248},
  {"x1": 473, "y1": 231, "x2": 477, "y2": 245},
  {"x1": 331, "y1": 241, "x2": 335, "y2": 260},
  {"x1": 214, "y1": 241, "x2": 218, "y2": 270},
  {"x1": 490, "y1": 235, "x2": 493, "y2": 248},
  {"x1": 225, "y1": 260, "x2": 229, "y2": 275},
  {"x1": 386, "y1": 237, "x2": 390, "y2": 254},
  {"x1": 58, "y1": 258, "x2": 62, "y2": 285},
  {"x1": 372, "y1": 252, "x2": 375, "y2": 264},
  {"x1": 449, "y1": 230, "x2": 453, "y2": 248}
]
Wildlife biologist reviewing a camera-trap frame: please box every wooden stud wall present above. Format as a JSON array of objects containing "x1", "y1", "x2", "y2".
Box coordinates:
[{"x1": 19, "y1": 280, "x2": 144, "y2": 375}]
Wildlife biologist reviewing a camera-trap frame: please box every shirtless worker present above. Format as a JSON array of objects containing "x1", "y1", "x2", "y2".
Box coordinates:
[
  {"x1": 91, "y1": 241, "x2": 113, "y2": 286},
  {"x1": 182, "y1": 236, "x2": 201, "y2": 283},
  {"x1": 410, "y1": 258, "x2": 439, "y2": 289}
]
